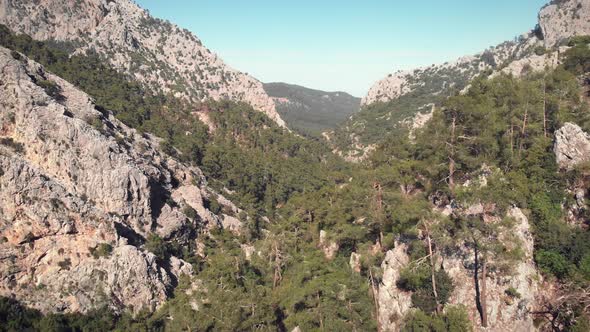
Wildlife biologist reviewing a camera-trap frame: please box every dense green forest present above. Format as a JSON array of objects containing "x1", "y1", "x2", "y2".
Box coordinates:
[
  {"x1": 1, "y1": 24, "x2": 590, "y2": 331},
  {"x1": 263, "y1": 82, "x2": 361, "y2": 136}
]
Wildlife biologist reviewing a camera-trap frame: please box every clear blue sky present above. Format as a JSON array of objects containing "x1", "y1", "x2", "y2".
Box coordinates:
[{"x1": 136, "y1": 0, "x2": 547, "y2": 97}]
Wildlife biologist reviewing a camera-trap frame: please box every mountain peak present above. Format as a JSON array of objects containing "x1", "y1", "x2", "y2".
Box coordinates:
[
  {"x1": 538, "y1": 0, "x2": 590, "y2": 47},
  {"x1": 0, "y1": 0, "x2": 285, "y2": 126}
]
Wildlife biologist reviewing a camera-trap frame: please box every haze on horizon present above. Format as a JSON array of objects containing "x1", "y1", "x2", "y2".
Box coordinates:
[{"x1": 137, "y1": 0, "x2": 546, "y2": 97}]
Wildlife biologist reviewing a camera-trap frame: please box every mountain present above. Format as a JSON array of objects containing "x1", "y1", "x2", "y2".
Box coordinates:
[
  {"x1": 363, "y1": 0, "x2": 590, "y2": 108},
  {"x1": 263, "y1": 82, "x2": 360, "y2": 134},
  {"x1": 1, "y1": 0, "x2": 590, "y2": 331},
  {"x1": 0, "y1": 45, "x2": 226, "y2": 313},
  {"x1": 330, "y1": 0, "x2": 590, "y2": 159},
  {"x1": 0, "y1": 13, "x2": 331, "y2": 318},
  {"x1": 0, "y1": 0, "x2": 285, "y2": 126}
]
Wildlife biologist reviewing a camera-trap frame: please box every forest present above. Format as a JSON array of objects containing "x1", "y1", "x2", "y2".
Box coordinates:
[{"x1": 1, "y1": 25, "x2": 590, "y2": 331}]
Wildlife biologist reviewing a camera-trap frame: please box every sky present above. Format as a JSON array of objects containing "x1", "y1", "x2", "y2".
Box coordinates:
[{"x1": 136, "y1": 0, "x2": 547, "y2": 97}]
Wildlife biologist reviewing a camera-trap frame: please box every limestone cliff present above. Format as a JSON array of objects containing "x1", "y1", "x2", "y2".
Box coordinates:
[
  {"x1": 0, "y1": 0, "x2": 285, "y2": 127},
  {"x1": 554, "y1": 122, "x2": 590, "y2": 170},
  {"x1": 0, "y1": 46, "x2": 240, "y2": 313},
  {"x1": 377, "y1": 208, "x2": 543, "y2": 331},
  {"x1": 362, "y1": 0, "x2": 590, "y2": 107}
]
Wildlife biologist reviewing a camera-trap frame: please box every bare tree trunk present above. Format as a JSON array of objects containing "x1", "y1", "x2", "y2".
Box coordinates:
[
  {"x1": 449, "y1": 115, "x2": 457, "y2": 190},
  {"x1": 317, "y1": 291, "x2": 324, "y2": 331},
  {"x1": 374, "y1": 182, "x2": 384, "y2": 248},
  {"x1": 481, "y1": 261, "x2": 488, "y2": 328},
  {"x1": 519, "y1": 101, "x2": 529, "y2": 156},
  {"x1": 543, "y1": 78, "x2": 547, "y2": 138},
  {"x1": 272, "y1": 241, "x2": 282, "y2": 288},
  {"x1": 474, "y1": 243, "x2": 485, "y2": 327},
  {"x1": 510, "y1": 120, "x2": 514, "y2": 159},
  {"x1": 425, "y1": 225, "x2": 440, "y2": 314},
  {"x1": 369, "y1": 269, "x2": 382, "y2": 332}
]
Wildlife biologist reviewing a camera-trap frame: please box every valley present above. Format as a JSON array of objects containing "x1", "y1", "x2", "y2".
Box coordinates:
[{"x1": 0, "y1": 0, "x2": 590, "y2": 331}]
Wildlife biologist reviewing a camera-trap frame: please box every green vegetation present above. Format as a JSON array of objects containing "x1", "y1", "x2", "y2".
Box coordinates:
[
  {"x1": 0, "y1": 138, "x2": 25, "y2": 153},
  {"x1": 263, "y1": 82, "x2": 361, "y2": 136},
  {"x1": 0, "y1": 24, "x2": 331, "y2": 217},
  {"x1": 1, "y1": 22, "x2": 590, "y2": 331},
  {"x1": 90, "y1": 243, "x2": 113, "y2": 259},
  {"x1": 0, "y1": 296, "x2": 160, "y2": 332},
  {"x1": 398, "y1": 266, "x2": 454, "y2": 313},
  {"x1": 402, "y1": 306, "x2": 472, "y2": 332}
]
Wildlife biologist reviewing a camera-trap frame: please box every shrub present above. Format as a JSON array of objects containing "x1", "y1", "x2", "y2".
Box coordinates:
[
  {"x1": 85, "y1": 116, "x2": 107, "y2": 135},
  {"x1": 568, "y1": 35, "x2": 590, "y2": 47},
  {"x1": 444, "y1": 305, "x2": 473, "y2": 332},
  {"x1": 10, "y1": 50, "x2": 21, "y2": 61},
  {"x1": 145, "y1": 234, "x2": 171, "y2": 261},
  {"x1": 204, "y1": 196, "x2": 222, "y2": 215},
  {"x1": 402, "y1": 306, "x2": 472, "y2": 332},
  {"x1": 534, "y1": 46, "x2": 547, "y2": 56},
  {"x1": 563, "y1": 42, "x2": 590, "y2": 75},
  {"x1": 0, "y1": 137, "x2": 24, "y2": 153},
  {"x1": 505, "y1": 287, "x2": 521, "y2": 299},
  {"x1": 36, "y1": 79, "x2": 65, "y2": 102},
  {"x1": 578, "y1": 254, "x2": 590, "y2": 280},
  {"x1": 57, "y1": 258, "x2": 72, "y2": 270},
  {"x1": 183, "y1": 206, "x2": 198, "y2": 220},
  {"x1": 398, "y1": 265, "x2": 454, "y2": 313},
  {"x1": 536, "y1": 250, "x2": 570, "y2": 278},
  {"x1": 397, "y1": 265, "x2": 430, "y2": 291},
  {"x1": 90, "y1": 243, "x2": 113, "y2": 259}
]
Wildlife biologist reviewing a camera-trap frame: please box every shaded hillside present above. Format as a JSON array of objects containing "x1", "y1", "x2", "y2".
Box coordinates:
[{"x1": 264, "y1": 82, "x2": 360, "y2": 134}]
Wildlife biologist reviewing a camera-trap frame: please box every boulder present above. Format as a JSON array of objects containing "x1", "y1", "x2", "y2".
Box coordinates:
[{"x1": 554, "y1": 123, "x2": 590, "y2": 170}]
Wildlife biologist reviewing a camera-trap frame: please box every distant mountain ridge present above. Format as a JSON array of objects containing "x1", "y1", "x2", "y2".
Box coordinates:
[
  {"x1": 0, "y1": 0, "x2": 285, "y2": 126},
  {"x1": 330, "y1": 0, "x2": 590, "y2": 160},
  {"x1": 363, "y1": 0, "x2": 590, "y2": 108},
  {"x1": 263, "y1": 82, "x2": 360, "y2": 134}
]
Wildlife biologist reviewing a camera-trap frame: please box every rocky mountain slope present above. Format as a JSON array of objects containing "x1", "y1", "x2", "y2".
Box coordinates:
[
  {"x1": 0, "y1": 46, "x2": 241, "y2": 314},
  {"x1": 0, "y1": 0, "x2": 589, "y2": 330},
  {"x1": 363, "y1": 0, "x2": 589, "y2": 107},
  {"x1": 263, "y1": 82, "x2": 360, "y2": 134},
  {"x1": 331, "y1": 0, "x2": 590, "y2": 158},
  {"x1": 0, "y1": 0, "x2": 285, "y2": 127},
  {"x1": 377, "y1": 207, "x2": 542, "y2": 332}
]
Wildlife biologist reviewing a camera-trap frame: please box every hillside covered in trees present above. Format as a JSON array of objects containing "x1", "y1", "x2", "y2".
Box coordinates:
[
  {"x1": 1, "y1": 0, "x2": 590, "y2": 331},
  {"x1": 263, "y1": 82, "x2": 360, "y2": 136}
]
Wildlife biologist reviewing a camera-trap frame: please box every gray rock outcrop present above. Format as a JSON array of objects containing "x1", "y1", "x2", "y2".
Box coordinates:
[
  {"x1": 378, "y1": 243, "x2": 412, "y2": 332},
  {"x1": 539, "y1": 0, "x2": 590, "y2": 48},
  {"x1": 377, "y1": 208, "x2": 542, "y2": 331},
  {"x1": 555, "y1": 122, "x2": 590, "y2": 170},
  {"x1": 0, "y1": 46, "x2": 238, "y2": 313}
]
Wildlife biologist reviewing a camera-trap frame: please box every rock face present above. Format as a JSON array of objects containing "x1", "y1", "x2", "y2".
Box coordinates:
[
  {"x1": 361, "y1": 37, "x2": 540, "y2": 107},
  {"x1": 0, "y1": 46, "x2": 238, "y2": 313},
  {"x1": 491, "y1": 48, "x2": 563, "y2": 78},
  {"x1": 554, "y1": 122, "x2": 590, "y2": 169},
  {"x1": 443, "y1": 208, "x2": 541, "y2": 332},
  {"x1": 539, "y1": 0, "x2": 590, "y2": 48},
  {"x1": 318, "y1": 230, "x2": 339, "y2": 260},
  {"x1": 378, "y1": 243, "x2": 412, "y2": 332},
  {"x1": 377, "y1": 208, "x2": 542, "y2": 331},
  {"x1": 0, "y1": 0, "x2": 285, "y2": 127}
]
